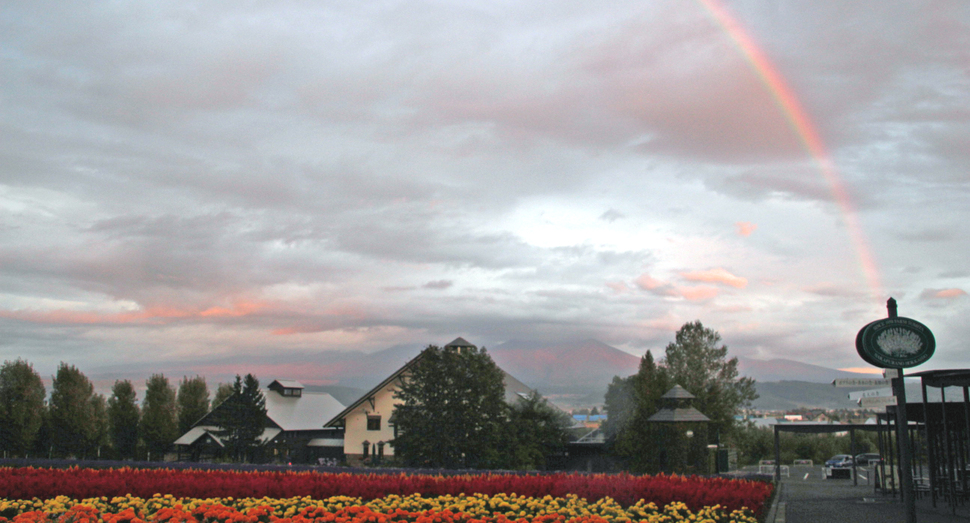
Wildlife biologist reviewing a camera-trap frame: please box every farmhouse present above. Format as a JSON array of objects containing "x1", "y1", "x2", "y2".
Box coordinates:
[
  {"x1": 324, "y1": 337, "x2": 536, "y2": 464},
  {"x1": 174, "y1": 379, "x2": 345, "y2": 463}
]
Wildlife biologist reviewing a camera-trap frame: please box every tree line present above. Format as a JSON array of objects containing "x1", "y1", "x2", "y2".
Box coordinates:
[
  {"x1": 2, "y1": 321, "x2": 761, "y2": 471},
  {"x1": 0, "y1": 359, "x2": 266, "y2": 461}
]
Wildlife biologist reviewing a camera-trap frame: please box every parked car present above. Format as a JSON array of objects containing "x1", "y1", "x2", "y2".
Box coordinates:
[
  {"x1": 855, "y1": 453, "x2": 881, "y2": 465},
  {"x1": 825, "y1": 454, "x2": 854, "y2": 468}
]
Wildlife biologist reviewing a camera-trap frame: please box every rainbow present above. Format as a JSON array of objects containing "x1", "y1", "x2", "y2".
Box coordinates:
[{"x1": 695, "y1": 0, "x2": 884, "y2": 302}]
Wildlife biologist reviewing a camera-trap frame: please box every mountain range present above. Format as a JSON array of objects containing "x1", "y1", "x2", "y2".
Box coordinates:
[
  {"x1": 88, "y1": 337, "x2": 886, "y2": 410},
  {"x1": 300, "y1": 339, "x2": 881, "y2": 410}
]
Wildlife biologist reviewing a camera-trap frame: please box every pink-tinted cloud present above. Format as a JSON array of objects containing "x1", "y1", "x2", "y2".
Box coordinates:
[
  {"x1": 680, "y1": 268, "x2": 748, "y2": 288},
  {"x1": 838, "y1": 367, "x2": 884, "y2": 375},
  {"x1": 633, "y1": 274, "x2": 721, "y2": 301},
  {"x1": 736, "y1": 221, "x2": 757, "y2": 237},
  {"x1": 0, "y1": 300, "x2": 273, "y2": 325},
  {"x1": 920, "y1": 288, "x2": 967, "y2": 300},
  {"x1": 635, "y1": 274, "x2": 665, "y2": 291},
  {"x1": 678, "y1": 286, "x2": 719, "y2": 301},
  {"x1": 606, "y1": 281, "x2": 631, "y2": 293}
]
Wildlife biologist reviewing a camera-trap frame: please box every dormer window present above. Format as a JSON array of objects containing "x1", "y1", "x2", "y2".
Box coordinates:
[{"x1": 268, "y1": 379, "x2": 304, "y2": 397}]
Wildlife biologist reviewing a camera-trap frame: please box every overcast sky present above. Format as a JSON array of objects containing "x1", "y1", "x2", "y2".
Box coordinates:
[{"x1": 2, "y1": 0, "x2": 968, "y2": 386}]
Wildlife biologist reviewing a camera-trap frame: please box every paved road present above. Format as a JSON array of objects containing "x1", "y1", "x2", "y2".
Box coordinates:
[{"x1": 769, "y1": 465, "x2": 970, "y2": 523}]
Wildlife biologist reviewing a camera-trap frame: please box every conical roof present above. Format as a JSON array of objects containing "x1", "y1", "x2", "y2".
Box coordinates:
[
  {"x1": 444, "y1": 337, "x2": 476, "y2": 349},
  {"x1": 647, "y1": 385, "x2": 710, "y2": 423},
  {"x1": 662, "y1": 384, "x2": 695, "y2": 399}
]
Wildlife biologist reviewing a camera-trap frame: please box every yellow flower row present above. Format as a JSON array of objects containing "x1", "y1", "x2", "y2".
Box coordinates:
[{"x1": 0, "y1": 493, "x2": 757, "y2": 523}]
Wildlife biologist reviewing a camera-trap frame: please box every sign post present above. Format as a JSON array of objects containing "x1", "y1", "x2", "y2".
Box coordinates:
[
  {"x1": 855, "y1": 298, "x2": 934, "y2": 523},
  {"x1": 858, "y1": 396, "x2": 897, "y2": 408}
]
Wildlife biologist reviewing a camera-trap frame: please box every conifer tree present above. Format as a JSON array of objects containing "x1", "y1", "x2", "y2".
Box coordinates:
[{"x1": 213, "y1": 374, "x2": 266, "y2": 462}]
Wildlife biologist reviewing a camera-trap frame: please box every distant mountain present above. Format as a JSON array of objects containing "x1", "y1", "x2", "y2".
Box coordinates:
[
  {"x1": 752, "y1": 381, "x2": 927, "y2": 411},
  {"x1": 752, "y1": 381, "x2": 870, "y2": 410},
  {"x1": 486, "y1": 339, "x2": 641, "y2": 407},
  {"x1": 737, "y1": 357, "x2": 876, "y2": 384},
  {"x1": 489, "y1": 339, "x2": 641, "y2": 389},
  {"x1": 325, "y1": 343, "x2": 425, "y2": 390}
]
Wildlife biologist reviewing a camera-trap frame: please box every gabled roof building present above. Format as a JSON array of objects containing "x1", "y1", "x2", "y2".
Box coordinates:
[
  {"x1": 324, "y1": 338, "x2": 538, "y2": 464},
  {"x1": 174, "y1": 380, "x2": 345, "y2": 464}
]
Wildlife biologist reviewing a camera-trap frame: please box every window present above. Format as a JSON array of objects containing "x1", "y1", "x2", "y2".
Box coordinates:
[{"x1": 367, "y1": 415, "x2": 381, "y2": 431}]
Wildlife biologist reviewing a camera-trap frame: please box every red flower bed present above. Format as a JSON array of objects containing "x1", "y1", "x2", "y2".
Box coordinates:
[{"x1": 0, "y1": 467, "x2": 772, "y2": 518}]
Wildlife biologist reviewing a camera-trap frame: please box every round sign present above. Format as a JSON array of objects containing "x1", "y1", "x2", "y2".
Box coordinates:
[{"x1": 856, "y1": 317, "x2": 935, "y2": 368}]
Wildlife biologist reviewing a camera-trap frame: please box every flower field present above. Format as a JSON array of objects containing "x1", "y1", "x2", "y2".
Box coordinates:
[{"x1": 0, "y1": 467, "x2": 773, "y2": 523}]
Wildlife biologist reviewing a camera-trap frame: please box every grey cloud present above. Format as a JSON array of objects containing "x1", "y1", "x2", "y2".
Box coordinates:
[
  {"x1": 893, "y1": 228, "x2": 955, "y2": 243},
  {"x1": 599, "y1": 209, "x2": 625, "y2": 222}
]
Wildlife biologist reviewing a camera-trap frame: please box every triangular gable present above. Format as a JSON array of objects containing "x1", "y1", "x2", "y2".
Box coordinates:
[
  {"x1": 324, "y1": 350, "x2": 427, "y2": 427},
  {"x1": 173, "y1": 426, "x2": 225, "y2": 447}
]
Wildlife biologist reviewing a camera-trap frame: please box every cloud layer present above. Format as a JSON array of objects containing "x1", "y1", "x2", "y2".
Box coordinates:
[{"x1": 1, "y1": 0, "x2": 967, "y2": 385}]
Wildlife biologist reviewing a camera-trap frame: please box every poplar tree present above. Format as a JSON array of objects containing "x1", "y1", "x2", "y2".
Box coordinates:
[
  {"x1": 49, "y1": 363, "x2": 96, "y2": 457},
  {"x1": 89, "y1": 394, "x2": 110, "y2": 458},
  {"x1": 212, "y1": 382, "x2": 234, "y2": 409},
  {"x1": 140, "y1": 374, "x2": 178, "y2": 460},
  {"x1": 177, "y1": 376, "x2": 210, "y2": 435},
  {"x1": 107, "y1": 380, "x2": 140, "y2": 459},
  {"x1": 0, "y1": 359, "x2": 46, "y2": 456}
]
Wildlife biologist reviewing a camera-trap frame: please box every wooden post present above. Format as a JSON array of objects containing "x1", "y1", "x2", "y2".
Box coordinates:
[{"x1": 774, "y1": 426, "x2": 781, "y2": 482}]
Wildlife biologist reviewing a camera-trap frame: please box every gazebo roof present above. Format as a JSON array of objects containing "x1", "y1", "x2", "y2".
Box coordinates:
[
  {"x1": 647, "y1": 385, "x2": 710, "y2": 423},
  {"x1": 647, "y1": 407, "x2": 710, "y2": 423},
  {"x1": 444, "y1": 337, "x2": 476, "y2": 349},
  {"x1": 662, "y1": 384, "x2": 696, "y2": 399}
]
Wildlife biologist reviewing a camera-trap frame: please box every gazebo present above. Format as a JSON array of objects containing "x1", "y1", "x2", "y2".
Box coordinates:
[{"x1": 647, "y1": 385, "x2": 710, "y2": 473}]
